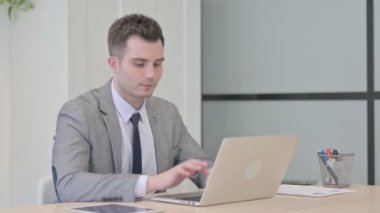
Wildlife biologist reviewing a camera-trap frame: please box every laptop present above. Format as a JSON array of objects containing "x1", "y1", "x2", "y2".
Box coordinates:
[{"x1": 150, "y1": 135, "x2": 298, "y2": 206}]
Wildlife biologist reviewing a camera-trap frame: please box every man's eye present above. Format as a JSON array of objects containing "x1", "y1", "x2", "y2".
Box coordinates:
[
  {"x1": 134, "y1": 62, "x2": 145, "y2": 67},
  {"x1": 154, "y1": 62, "x2": 162, "y2": 67}
]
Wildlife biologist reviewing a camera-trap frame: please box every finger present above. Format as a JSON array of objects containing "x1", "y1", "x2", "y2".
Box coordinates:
[
  {"x1": 187, "y1": 159, "x2": 209, "y2": 167},
  {"x1": 185, "y1": 159, "x2": 209, "y2": 169},
  {"x1": 181, "y1": 162, "x2": 209, "y2": 176},
  {"x1": 182, "y1": 162, "x2": 205, "y2": 173}
]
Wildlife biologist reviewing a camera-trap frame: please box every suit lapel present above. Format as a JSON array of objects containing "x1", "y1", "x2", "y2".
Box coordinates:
[
  {"x1": 99, "y1": 80, "x2": 123, "y2": 173},
  {"x1": 146, "y1": 98, "x2": 168, "y2": 174}
]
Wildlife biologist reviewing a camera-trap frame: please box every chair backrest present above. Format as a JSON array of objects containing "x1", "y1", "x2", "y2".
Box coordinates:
[{"x1": 37, "y1": 176, "x2": 57, "y2": 204}]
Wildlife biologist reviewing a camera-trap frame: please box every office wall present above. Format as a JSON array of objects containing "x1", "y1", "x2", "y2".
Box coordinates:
[
  {"x1": 68, "y1": 0, "x2": 118, "y2": 99},
  {"x1": 0, "y1": 7, "x2": 11, "y2": 209},
  {"x1": 203, "y1": 0, "x2": 366, "y2": 94},
  {"x1": 374, "y1": 0, "x2": 380, "y2": 91},
  {"x1": 202, "y1": 0, "x2": 369, "y2": 184},
  {"x1": 375, "y1": 1, "x2": 380, "y2": 184},
  {"x1": 121, "y1": 0, "x2": 202, "y2": 138},
  {"x1": 8, "y1": 0, "x2": 69, "y2": 207}
]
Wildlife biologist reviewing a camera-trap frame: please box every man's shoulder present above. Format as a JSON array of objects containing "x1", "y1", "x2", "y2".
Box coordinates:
[
  {"x1": 61, "y1": 82, "x2": 110, "y2": 113},
  {"x1": 66, "y1": 88, "x2": 100, "y2": 108},
  {"x1": 146, "y1": 97, "x2": 181, "y2": 124},
  {"x1": 146, "y1": 96, "x2": 176, "y2": 109}
]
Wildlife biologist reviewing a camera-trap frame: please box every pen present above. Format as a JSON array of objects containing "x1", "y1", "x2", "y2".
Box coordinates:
[
  {"x1": 326, "y1": 148, "x2": 331, "y2": 158},
  {"x1": 332, "y1": 149, "x2": 339, "y2": 155},
  {"x1": 318, "y1": 151, "x2": 339, "y2": 185},
  {"x1": 332, "y1": 149, "x2": 340, "y2": 161},
  {"x1": 319, "y1": 150, "x2": 328, "y2": 161}
]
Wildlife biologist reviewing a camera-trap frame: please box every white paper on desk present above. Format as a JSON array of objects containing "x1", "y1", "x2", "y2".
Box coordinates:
[{"x1": 277, "y1": 184, "x2": 355, "y2": 197}]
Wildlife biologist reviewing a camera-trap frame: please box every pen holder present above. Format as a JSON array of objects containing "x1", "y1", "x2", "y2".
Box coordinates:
[{"x1": 317, "y1": 153, "x2": 354, "y2": 188}]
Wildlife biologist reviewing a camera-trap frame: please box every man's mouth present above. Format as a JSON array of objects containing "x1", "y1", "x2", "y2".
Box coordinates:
[{"x1": 140, "y1": 83, "x2": 154, "y2": 89}]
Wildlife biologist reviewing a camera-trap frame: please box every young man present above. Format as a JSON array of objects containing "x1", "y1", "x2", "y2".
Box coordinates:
[{"x1": 52, "y1": 14, "x2": 212, "y2": 202}]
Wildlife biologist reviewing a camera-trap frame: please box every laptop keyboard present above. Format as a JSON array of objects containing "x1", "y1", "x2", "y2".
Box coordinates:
[
  {"x1": 155, "y1": 191, "x2": 203, "y2": 202},
  {"x1": 180, "y1": 195, "x2": 202, "y2": 202}
]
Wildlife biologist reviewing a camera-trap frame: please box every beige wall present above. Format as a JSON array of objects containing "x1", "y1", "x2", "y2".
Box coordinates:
[
  {"x1": 8, "y1": 0, "x2": 69, "y2": 207},
  {"x1": 0, "y1": 7, "x2": 11, "y2": 209}
]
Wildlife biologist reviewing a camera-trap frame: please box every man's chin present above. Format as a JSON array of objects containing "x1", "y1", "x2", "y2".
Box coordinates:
[{"x1": 138, "y1": 91, "x2": 154, "y2": 98}]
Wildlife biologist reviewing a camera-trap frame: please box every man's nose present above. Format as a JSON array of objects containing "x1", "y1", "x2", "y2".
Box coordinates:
[{"x1": 144, "y1": 65, "x2": 155, "y2": 78}]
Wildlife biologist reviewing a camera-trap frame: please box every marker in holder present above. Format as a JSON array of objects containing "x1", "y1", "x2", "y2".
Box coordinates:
[{"x1": 317, "y1": 152, "x2": 354, "y2": 188}]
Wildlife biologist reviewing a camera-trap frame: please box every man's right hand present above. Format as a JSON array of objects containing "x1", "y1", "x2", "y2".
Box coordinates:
[{"x1": 146, "y1": 159, "x2": 209, "y2": 193}]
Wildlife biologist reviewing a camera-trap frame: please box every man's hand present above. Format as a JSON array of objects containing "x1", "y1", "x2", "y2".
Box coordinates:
[{"x1": 146, "y1": 159, "x2": 209, "y2": 193}]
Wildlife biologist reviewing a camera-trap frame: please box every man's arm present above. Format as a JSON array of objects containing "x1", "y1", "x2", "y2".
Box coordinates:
[
  {"x1": 168, "y1": 103, "x2": 214, "y2": 188},
  {"x1": 146, "y1": 159, "x2": 210, "y2": 193},
  {"x1": 52, "y1": 101, "x2": 139, "y2": 202}
]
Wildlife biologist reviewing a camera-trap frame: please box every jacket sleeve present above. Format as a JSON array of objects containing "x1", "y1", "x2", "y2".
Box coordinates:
[
  {"x1": 170, "y1": 104, "x2": 214, "y2": 188},
  {"x1": 52, "y1": 101, "x2": 139, "y2": 202}
]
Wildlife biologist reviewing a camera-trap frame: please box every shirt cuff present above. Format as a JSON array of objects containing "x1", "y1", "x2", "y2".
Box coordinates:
[{"x1": 134, "y1": 175, "x2": 148, "y2": 198}]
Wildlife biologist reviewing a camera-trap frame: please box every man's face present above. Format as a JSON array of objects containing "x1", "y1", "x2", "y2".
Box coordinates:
[{"x1": 109, "y1": 35, "x2": 164, "y2": 108}]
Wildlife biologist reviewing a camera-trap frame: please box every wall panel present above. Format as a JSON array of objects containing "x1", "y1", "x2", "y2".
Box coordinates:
[
  {"x1": 0, "y1": 7, "x2": 11, "y2": 209},
  {"x1": 10, "y1": 0, "x2": 68, "y2": 206},
  {"x1": 202, "y1": 0, "x2": 366, "y2": 94}
]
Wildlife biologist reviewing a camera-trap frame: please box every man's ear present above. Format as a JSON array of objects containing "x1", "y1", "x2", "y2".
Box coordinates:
[{"x1": 108, "y1": 56, "x2": 119, "y2": 74}]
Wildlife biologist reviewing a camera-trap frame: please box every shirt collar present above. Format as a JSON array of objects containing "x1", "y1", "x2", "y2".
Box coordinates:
[{"x1": 111, "y1": 79, "x2": 147, "y2": 123}]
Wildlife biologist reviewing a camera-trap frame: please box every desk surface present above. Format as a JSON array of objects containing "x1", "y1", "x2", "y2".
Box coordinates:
[{"x1": 2, "y1": 185, "x2": 380, "y2": 213}]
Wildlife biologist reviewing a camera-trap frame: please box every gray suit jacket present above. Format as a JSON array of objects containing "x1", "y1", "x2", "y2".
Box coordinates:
[{"x1": 52, "y1": 80, "x2": 212, "y2": 202}]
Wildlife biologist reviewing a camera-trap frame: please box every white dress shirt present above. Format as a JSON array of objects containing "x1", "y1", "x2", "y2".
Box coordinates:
[{"x1": 111, "y1": 80, "x2": 157, "y2": 197}]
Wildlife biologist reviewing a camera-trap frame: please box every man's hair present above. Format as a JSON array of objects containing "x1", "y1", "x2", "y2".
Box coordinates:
[{"x1": 107, "y1": 14, "x2": 165, "y2": 59}]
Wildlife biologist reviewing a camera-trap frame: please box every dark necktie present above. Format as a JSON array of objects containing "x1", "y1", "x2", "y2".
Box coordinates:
[{"x1": 130, "y1": 113, "x2": 142, "y2": 174}]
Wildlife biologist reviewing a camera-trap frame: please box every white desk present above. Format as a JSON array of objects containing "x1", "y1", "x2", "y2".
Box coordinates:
[{"x1": 2, "y1": 185, "x2": 380, "y2": 213}]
